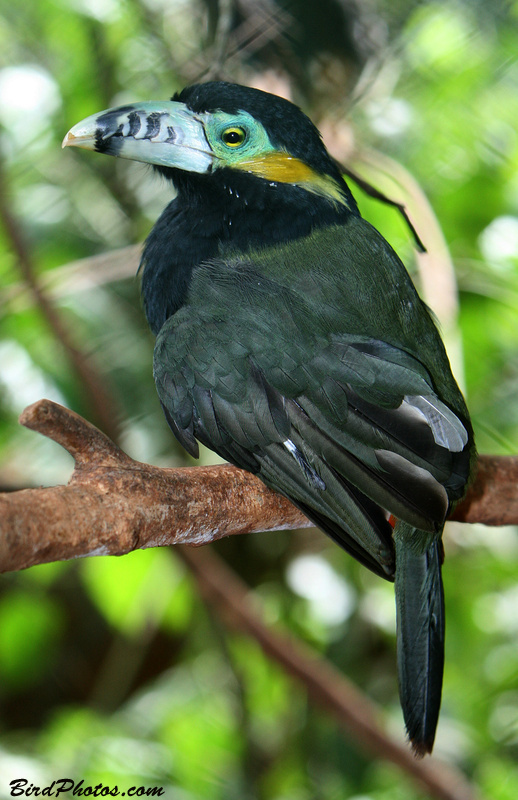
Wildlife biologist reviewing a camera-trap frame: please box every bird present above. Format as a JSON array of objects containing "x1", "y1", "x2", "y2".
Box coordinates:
[{"x1": 63, "y1": 81, "x2": 475, "y2": 756}]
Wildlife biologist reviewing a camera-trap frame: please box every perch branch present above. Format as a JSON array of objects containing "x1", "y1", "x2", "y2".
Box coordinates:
[
  {"x1": 0, "y1": 399, "x2": 516, "y2": 577},
  {"x1": 0, "y1": 399, "x2": 309, "y2": 574}
]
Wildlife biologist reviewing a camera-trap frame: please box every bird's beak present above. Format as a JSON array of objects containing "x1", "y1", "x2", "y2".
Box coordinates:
[{"x1": 62, "y1": 101, "x2": 215, "y2": 173}]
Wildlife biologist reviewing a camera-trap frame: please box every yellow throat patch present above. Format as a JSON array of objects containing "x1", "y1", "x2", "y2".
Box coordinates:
[{"x1": 233, "y1": 152, "x2": 350, "y2": 208}]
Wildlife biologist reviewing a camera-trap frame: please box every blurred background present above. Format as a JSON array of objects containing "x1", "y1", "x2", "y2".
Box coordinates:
[{"x1": 1, "y1": 0, "x2": 517, "y2": 797}]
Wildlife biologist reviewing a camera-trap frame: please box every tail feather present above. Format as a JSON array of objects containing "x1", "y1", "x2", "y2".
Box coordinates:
[{"x1": 394, "y1": 521, "x2": 445, "y2": 756}]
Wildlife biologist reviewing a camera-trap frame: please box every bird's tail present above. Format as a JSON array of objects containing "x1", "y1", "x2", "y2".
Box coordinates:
[{"x1": 393, "y1": 520, "x2": 445, "y2": 757}]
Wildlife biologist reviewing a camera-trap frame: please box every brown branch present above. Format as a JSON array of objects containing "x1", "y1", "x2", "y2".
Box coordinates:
[
  {"x1": 0, "y1": 399, "x2": 310, "y2": 574},
  {"x1": 180, "y1": 545, "x2": 482, "y2": 800},
  {"x1": 0, "y1": 399, "x2": 516, "y2": 577},
  {"x1": 450, "y1": 456, "x2": 518, "y2": 526}
]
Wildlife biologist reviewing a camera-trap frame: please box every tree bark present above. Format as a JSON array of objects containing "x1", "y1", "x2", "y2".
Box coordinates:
[{"x1": 0, "y1": 398, "x2": 516, "y2": 575}]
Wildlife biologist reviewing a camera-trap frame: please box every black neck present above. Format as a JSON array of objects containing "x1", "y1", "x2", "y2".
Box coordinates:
[{"x1": 140, "y1": 168, "x2": 357, "y2": 335}]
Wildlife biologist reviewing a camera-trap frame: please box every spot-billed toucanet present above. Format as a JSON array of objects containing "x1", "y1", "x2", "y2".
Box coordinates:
[{"x1": 64, "y1": 82, "x2": 475, "y2": 755}]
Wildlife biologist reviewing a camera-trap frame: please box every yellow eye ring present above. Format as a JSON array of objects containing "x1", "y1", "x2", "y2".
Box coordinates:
[{"x1": 221, "y1": 127, "x2": 246, "y2": 147}]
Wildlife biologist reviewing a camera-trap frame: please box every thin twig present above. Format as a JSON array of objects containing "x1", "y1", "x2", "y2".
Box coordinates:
[
  {"x1": 339, "y1": 161, "x2": 426, "y2": 252},
  {"x1": 2, "y1": 245, "x2": 141, "y2": 315},
  {"x1": 0, "y1": 156, "x2": 123, "y2": 442},
  {"x1": 205, "y1": 0, "x2": 235, "y2": 79}
]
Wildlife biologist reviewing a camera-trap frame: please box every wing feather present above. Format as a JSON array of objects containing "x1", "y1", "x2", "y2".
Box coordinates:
[{"x1": 153, "y1": 246, "x2": 472, "y2": 578}]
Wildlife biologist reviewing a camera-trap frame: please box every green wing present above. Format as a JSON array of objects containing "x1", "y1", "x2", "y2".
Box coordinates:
[{"x1": 153, "y1": 222, "x2": 471, "y2": 580}]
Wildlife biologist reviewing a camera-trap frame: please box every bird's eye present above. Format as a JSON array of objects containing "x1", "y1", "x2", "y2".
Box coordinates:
[{"x1": 221, "y1": 127, "x2": 246, "y2": 147}]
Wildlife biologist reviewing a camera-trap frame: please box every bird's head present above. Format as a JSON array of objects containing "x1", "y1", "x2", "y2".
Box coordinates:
[{"x1": 63, "y1": 81, "x2": 357, "y2": 212}]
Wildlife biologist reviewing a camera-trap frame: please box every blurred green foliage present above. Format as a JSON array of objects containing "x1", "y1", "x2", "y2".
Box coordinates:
[{"x1": 0, "y1": 1, "x2": 517, "y2": 798}]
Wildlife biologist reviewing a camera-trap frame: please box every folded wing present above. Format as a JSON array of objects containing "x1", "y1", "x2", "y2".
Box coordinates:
[{"x1": 154, "y1": 296, "x2": 471, "y2": 581}]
